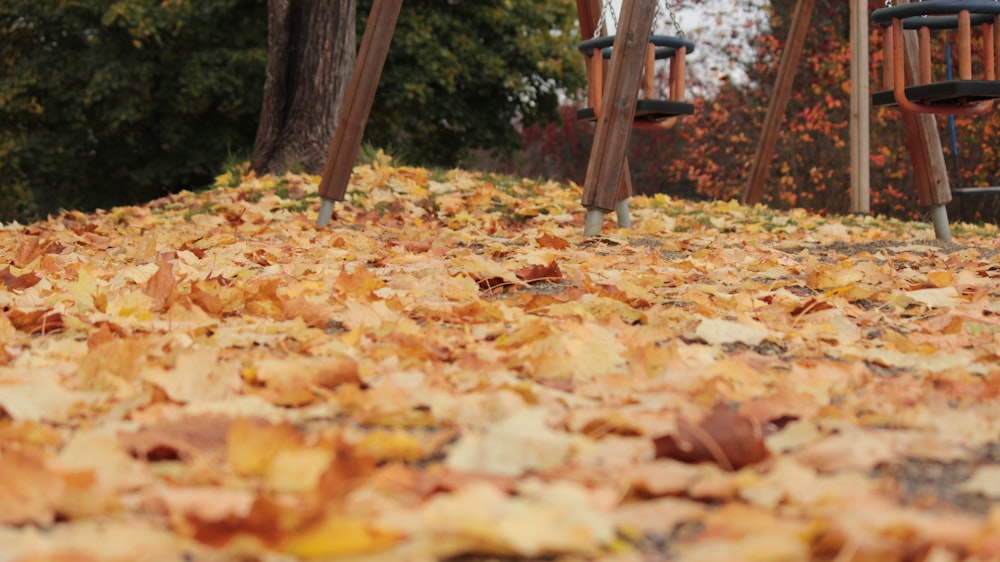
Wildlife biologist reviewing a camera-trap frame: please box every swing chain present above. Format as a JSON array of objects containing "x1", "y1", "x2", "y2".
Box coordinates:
[
  {"x1": 594, "y1": 0, "x2": 618, "y2": 38},
  {"x1": 594, "y1": 0, "x2": 684, "y2": 39},
  {"x1": 663, "y1": 1, "x2": 685, "y2": 38}
]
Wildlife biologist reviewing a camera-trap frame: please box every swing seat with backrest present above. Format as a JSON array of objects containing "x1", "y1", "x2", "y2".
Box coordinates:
[
  {"x1": 576, "y1": 0, "x2": 695, "y2": 130},
  {"x1": 577, "y1": 34, "x2": 696, "y2": 127},
  {"x1": 871, "y1": 0, "x2": 1000, "y2": 114}
]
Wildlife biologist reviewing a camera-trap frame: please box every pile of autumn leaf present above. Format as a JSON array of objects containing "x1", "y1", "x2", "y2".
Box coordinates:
[{"x1": 2, "y1": 161, "x2": 1000, "y2": 562}]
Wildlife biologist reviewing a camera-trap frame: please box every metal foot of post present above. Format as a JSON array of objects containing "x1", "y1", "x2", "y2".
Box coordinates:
[
  {"x1": 929, "y1": 204, "x2": 952, "y2": 243},
  {"x1": 615, "y1": 199, "x2": 631, "y2": 229},
  {"x1": 316, "y1": 198, "x2": 336, "y2": 228},
  {"x1": 584, "y1": 208, "x2": 605, "y2": 237}
]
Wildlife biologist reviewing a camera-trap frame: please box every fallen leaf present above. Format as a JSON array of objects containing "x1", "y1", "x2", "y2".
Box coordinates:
[
  {"x1": 119, "y1": 415, "x2": 232, "y2": 462},
  {"x1": 445, "y1": 407, "x2": 585, "y2": 477},
  {"x1": 144, "y1": 252, "x2": 180, "y2": 312},
  {"x1": 653, "y1": 404, "x2": 770, "y2": 471},
  {"x1": 535, "y1": 233, "x2": 571, "y2": 250},
  {"x1": 957, "y1": 465, "x2": 1000, "y2": 498},
  {"x1": 0, "y1": 448, "x2": 63, "y2": 525},
  {"x1": 5, "y1": 308, "x2": 66, "y2": 335},
  {"x1": 694, "y1": 317, "x2": 771, "y2": 346},
  {"x1": 0, "y1": 266, "x2": 41, "y2": 291},
  {"x1": 514, "y1": 261, "x2": 563, "y2": 283}
]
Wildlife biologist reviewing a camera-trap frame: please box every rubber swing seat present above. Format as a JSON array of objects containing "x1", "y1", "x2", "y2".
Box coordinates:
[
  {"x1": 872, "y1": 80, "x2": 1000, "y2": 107},
  {"x1": 576, "y1": 99, "x2": 694, "y2": 122}
]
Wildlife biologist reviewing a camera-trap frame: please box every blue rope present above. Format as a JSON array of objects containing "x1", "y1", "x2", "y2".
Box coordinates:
[{"x1": 946, "y1": 43, "x2": 960, "y2": 168}]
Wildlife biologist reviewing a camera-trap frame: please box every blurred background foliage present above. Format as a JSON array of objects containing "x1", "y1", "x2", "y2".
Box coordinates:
[
  {"x1": 3, "y1": 0, "x2": 999, "y2": 224},
  {"x1": 0, "y1": 0, "x2": 268, "y2": 221}
]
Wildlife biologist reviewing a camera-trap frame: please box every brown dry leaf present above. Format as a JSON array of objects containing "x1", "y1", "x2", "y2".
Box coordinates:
[
  {"x1": 11, "y1": 236, "x2": 64, "y2": 268},
  {"x1": 0, "y1": 266, "x2": 41, "y2": 291},
  {"x1": 120, "y1": 415, "x2": 232, "y2": 462},
  {"x1": 653, "y1": 404, "x2": 770, "y2": 471},
  {"x1": 3, "y1": 165, "x2": 1000, "y2": 560},
  {"x1": 144, "y1": 252, "x2": 180, "y2": 312}
]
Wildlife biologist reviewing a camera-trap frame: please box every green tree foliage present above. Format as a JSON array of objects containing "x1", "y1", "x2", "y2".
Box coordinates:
[
  {"x1": 0, "y1": 0, "x2": 267, "y2": 222},
  {"x1": 359, "y1": 0, "x2": 586, "y2": 167}
]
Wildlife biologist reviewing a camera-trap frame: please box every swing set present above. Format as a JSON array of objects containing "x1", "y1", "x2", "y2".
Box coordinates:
[
  {"x1": 314, "y1": 0, "x2": 1000, "y2": 240},
  {"x1": 871, "y1": 0, "x2": 1000, "y2": 238},
  {"x1": 744, "y1": 0, "x2": 1000, "y2": 243},
  {"x1": 314, "y1": 0, "x2": 695, "y2": 236}
]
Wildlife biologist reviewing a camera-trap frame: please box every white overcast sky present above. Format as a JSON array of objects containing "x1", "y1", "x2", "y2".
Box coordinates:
[{"x1": 603, "y1": 0, "x2": 770, "y2": 90}]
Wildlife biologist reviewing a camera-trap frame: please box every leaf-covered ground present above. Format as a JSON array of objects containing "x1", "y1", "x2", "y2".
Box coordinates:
[{"x1": 2, "y1": 163, "x2": 1000, "y2": 562}]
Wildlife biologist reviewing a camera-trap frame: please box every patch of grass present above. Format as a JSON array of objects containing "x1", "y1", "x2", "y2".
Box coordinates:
[
  {"x1": 215, "y1": 149, "x2": 252, "y2": 189},
  {"x1": 358, "y1": 142, "x2": 408, "y2": 167}
]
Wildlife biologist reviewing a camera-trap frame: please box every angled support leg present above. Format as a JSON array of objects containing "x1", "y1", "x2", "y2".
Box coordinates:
[
  {"x1": 581, "y1": 0, "x2": 657, "y2": 236},
  {"x1": 316, "y1": 0, "x2": 403, "y2": 227},
  {"x1": 577, "y1": 0, "x2": 634, "y2": 233},
  {"x1": 896, "y1": 0, "x2": 953, "y2": 242},
  {"x1": 742, "y1": 0, "x2": 815, "y2": 206},
  {"x1": 615, "y1": 165, "x2": 632, "y2": 228}
]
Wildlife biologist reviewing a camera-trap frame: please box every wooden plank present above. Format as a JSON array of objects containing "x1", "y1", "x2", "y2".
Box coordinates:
[
  {"x1": 850, "y1": 0, "x2": 871, "y2": 214},
  {"x1": 898, "y1": 0, "x2": 951, "y2": 207},
  {"x1": 575, "y1": 0, "x2": 602, "y2": 37},
  {"x1": 576, "y1": 0, "x2": 633, "y2": 206},
  {"x1": 317, "y1": 0, "x2": 403, "y2": 203},
  {"x1": 742, "y1": 0, "x2": 815, "y2": 205},
  {"x1": 582, "y1": 0, "x2": 657, "y2": 212}
]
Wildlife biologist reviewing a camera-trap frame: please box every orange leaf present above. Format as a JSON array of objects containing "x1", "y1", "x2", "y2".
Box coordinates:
[
  {"x1": 0, "y1": 448, "x2": 64, "y2": 525},
  {"x1": 535, "y1": 233, "x2": 571, "y2": 250},
  {"x1": 514, "y1": 261, "x2": 563, "y2": 283},
  {"x1": 6, "y1": 308, "x2": 66, "y2": 335}
]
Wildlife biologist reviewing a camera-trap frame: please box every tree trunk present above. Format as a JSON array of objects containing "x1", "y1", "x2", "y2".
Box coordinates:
[{"x1": 251, "y1": 0, "x2": 355, "y2": 175}]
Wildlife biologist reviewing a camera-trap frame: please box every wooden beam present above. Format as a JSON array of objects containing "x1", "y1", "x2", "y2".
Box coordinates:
[
  {"x1": 317, "y1": 0, "x2": 403, "y2": 217},
  {"x1": 582, "y1": 0, "x2": 656, "y2": 212},
  {"x1": 576, "y1": 0, "x2": 633, "y2": 208},
  {"x1": 575, "y1": 0, "x2": 602, "y2": 38},
  {"x1": 743, "y1": 0, "x2": 816, "y2": 206},
  {"x1": 897, "y1": 0, "x2": 951, "y2": 208},
  {"x1": 850, "y1": 0, "x2": 871, "y2": 214}
]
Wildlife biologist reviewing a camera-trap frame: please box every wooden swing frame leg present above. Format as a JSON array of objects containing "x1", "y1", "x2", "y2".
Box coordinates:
[
  {"x1": 577, "y1": 0, "x2": 634, "y2": 232},
  {"x1": 316, "y1": 0, "x2": 403, "y2": 227},
  {"x1": 581, "y1": 0, "x2": 656, "y2": 236},
  {"x1": 895, "y1": 0, "x2": 953, "y2": 242},
  {"x1": 743, "y1": 0, "x2": 815, "y2": 206}
]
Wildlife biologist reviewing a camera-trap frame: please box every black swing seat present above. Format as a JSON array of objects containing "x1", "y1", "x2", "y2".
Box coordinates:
[
  {"x1": 576, "y1": 34, "x2": 696, "y2": 123},
  {"x1": 873, "y1": 80, "x2": 1000, "y2": 108},
  {"x1": 577, "y1": 99, "x2": 695, "y2": 122},
  {"x1": 578, "y1": 35, "x2": 697, "y2": 59},
  {"x1": 952, "y1": 186, "x2": 1000, "y2": 195}
]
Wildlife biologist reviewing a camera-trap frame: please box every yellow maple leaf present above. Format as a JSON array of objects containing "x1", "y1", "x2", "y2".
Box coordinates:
[{"x1": 277, "y1": 515, "x2": 402, "y2": 558}]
